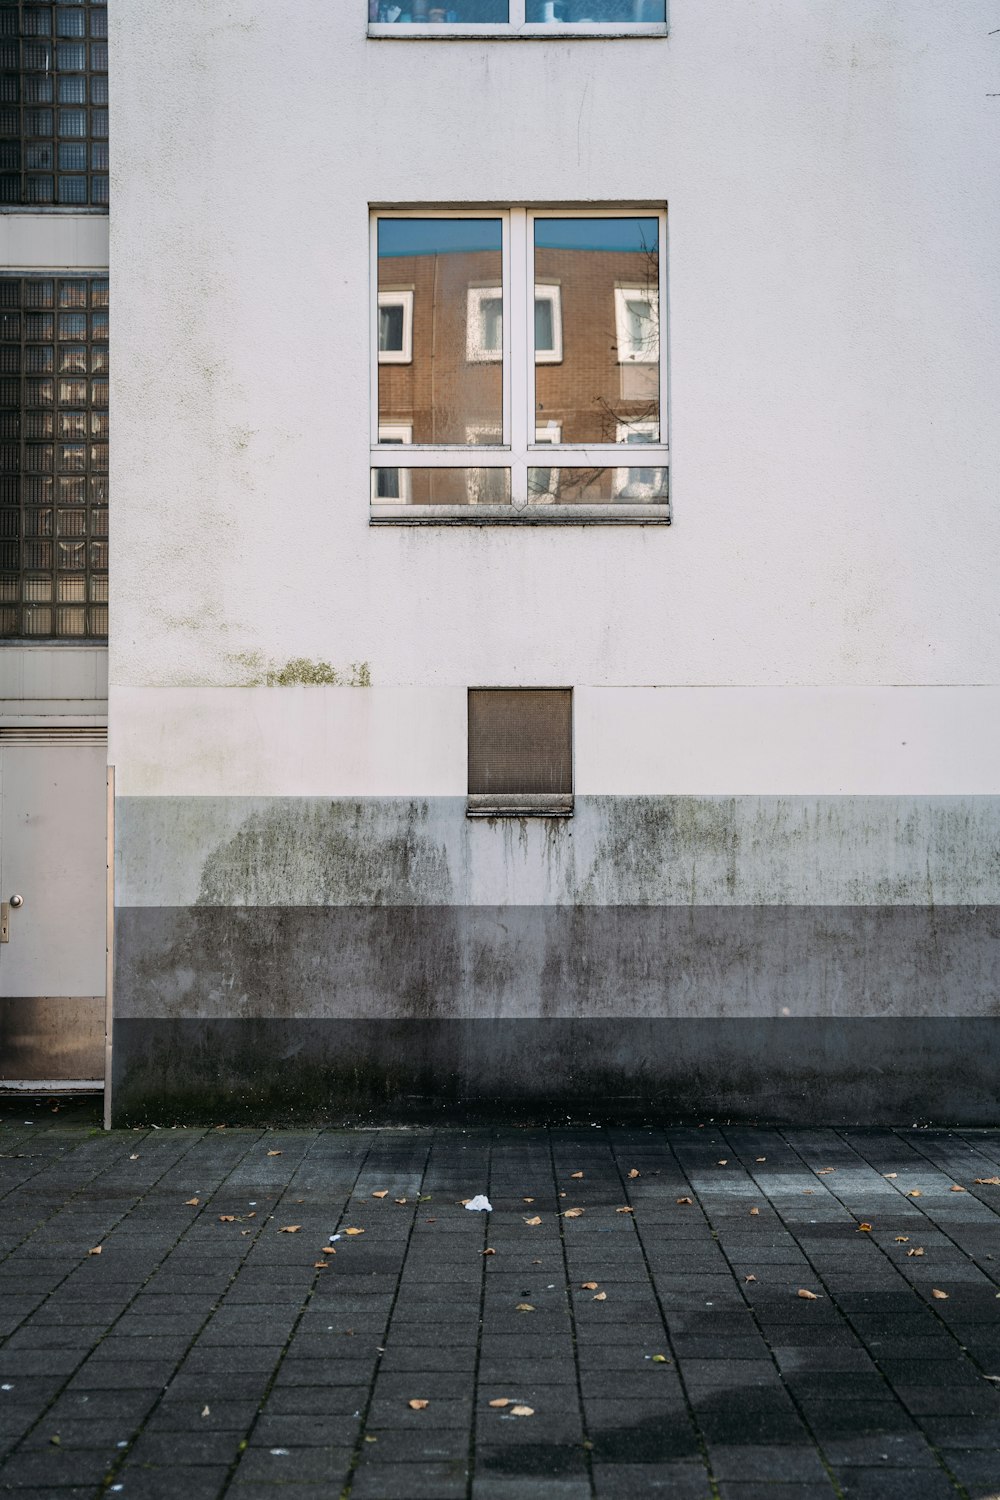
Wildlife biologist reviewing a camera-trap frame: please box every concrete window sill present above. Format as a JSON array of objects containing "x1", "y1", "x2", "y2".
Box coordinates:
[
  {"x1": 371, "y1": 505, "x2": 671, "y2": 526},
  {"x1": 466, "y1": 793, "x2": 574, "y2": 818},
  {"x1": 368, "y1": 25, "x2": 668, "y2": 40}
]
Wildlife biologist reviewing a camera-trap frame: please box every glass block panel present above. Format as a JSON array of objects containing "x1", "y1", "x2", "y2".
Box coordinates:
[
  {"x1": 56, "y1": 173, "x2": 86, "y2": 202},
  {"x1": 57, "y1": 539, "x2": 84, "y2": 567},
  {"x1": 0, "y1": 540, "x2": 17, "y2": 569},
  {"x1": 0, "y1": 606, "x2": 19, "y2": 634},
  {"x1": 25, "y1": 509, "x2": 52, "y2": 536},
  {"x1": 24, "y1": 173, "x2": 54, "y2": 201},
  {"x1": 58, "y1": 411, "x2": 86, "y2": 437},
  {"x1": 23, "y1": 40, "x2": 53, "y2": 68},
  {"x1": 0, "y1": 412, "x2": 15, "y2": 436},
  {"x1": 91, "y1": 309, "x2": 108, "y2": 339},
  {"x1": 91, "y1": 107, "x2": 106, "y2": 136},
  {"x1": 59, "y1": 378, "x2": 86, "y2": 403},
  {"x1": 90, "y1": 506, "x2": 107, "y2": 535},
  {"x1": 22, "y1": 76, "x2": 52, "y2": 102},
  {"x1": 370, "y1": 467, "x2": 511, "y2": 506},
  {"x1": 58, "y1": 475, "x2": 84, "y2": 502},
  {"x1": 58, "y1": 344, "x2": 86, "y2": 373},
  {"x1": 25, "y1": 312, "x2": 53, "y2": 340},
  {"x1": 88, "y1": 574, "x2": 106, "y2": 601},
  {"x1": 56, "y1": 507, "x2": 85, "y2": 535},
  {"x1": 24, "y1": 445, "x2": 52, "y2": 471},
  {"x1": 26, "y1": 378, "x2": 54, "y2": 404},
  {"x1": 89, "y1": 8, "x2": 107, "y2": 37},
  {"x1": 59, "y1": 442, "x2": 86, "y2": 471},
  {"x1": 58, "y1": 311, "x2": 86, "y2": 339},
  {"x1": 89, "y1": 410, "x2": 107, "y2": 437},
  {"x1": 57, "y1": 106, "x2": 85, "y2": 134},
  {"x1": 25, "y1": 346, "x2": 53, "y2": 373},
  {"x1": 91, "y1": 174, "x2": 108, "y2": 203},
  {"x1": 534, "y1": 216, "x2": 660, "y2": 444},
  {"x1": 23, "y1": 10, "x2": 54, "y2": 37},
  {"x1": 88, "y1": 538, "x2": 106, "y2": 567},
  {"x1": 0, "y1": 578, "x2": 17, "y2": 600},
  {"x1": 55, "y1": 8, "x2": 86, "y2": 35},
  {"x1": 57, "y1": 575, "x2": 85, "y2": 600},
  {"x1": 55, "y1": 604, "x2": 85, "y2": 634},
  {"x1": 89, "y1": 40, "x2": 105, "y2": 68},
  {"x1": 90, "y1": 278, "x2": 108, "y2": 308},
  {"x1": 24, "y1": 142, "x2": 53, "y2": 168},
  {"x1": 58, "y1": 73, "x2": 86, "y2": 102},
  {"x1": 0, "y1": 509, "x2": 17, "y2": 537},
  {"x1": 88, "y1": 603, "x2": 106, "y2": 633},
  {"x1": 23, "y1": 576, "x2": 52, "y2": 600},
  {"x1": 24, "y1": 540, "x2": 52, "y2": 567},
  {"x1": 22, "y1": 477, "x2": 52, "y2": 503},
  {"x1": 24, "y1": 411, "x2": 53, "y2": 438},
  {"x1": 377, "y1": 217, "x2": 503, "y2": 444},
  {"x1": 90, "y1": 74, "x2": 107, "y2": 104},
  {"x1": 90, "y1": 344, "x2": 107, "y2": 374},
  {"x1": 22, "y1": 107, "x2": 52, "y2": 133},
  {"x1": 90, "y1": 140, "x2": 106, "y2": 169},
  {"x1": 54, "y1": 41, "x2": 86, "y2": 68},
  {"x1": 24, "y1": 605, "x2": 53, "y2": 634},
  {"x1": 527, "y1": 465, "x2": 668, "y2": 504},
  {"x1": 24, "y1": 281, "x2": 54, "y2": 309},
  {"x1": 57, "y1": 140, "x2": 85, "y2": 170}
]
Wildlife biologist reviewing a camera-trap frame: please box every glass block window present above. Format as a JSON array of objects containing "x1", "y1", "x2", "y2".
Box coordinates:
[
  {"x1": 0, "y1": 1, "x2": 109, "y2": 209},
  {"x1": 0, "y1": 274, "x2": 109, "y2": 639}
]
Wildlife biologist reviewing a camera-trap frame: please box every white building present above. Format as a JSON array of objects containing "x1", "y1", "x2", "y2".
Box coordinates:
[{"x1": 2, "y1": 1, "x2": 999, "y2": 1123}]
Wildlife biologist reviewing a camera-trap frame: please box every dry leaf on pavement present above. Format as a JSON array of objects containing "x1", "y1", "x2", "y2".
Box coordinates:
[
  {"x1": 907, "y1": 1190, "x2": 922, "y2": 1198},
  {"x1": 408, "y1": 1399, "x2": 429, "y2": 1410},
  {"x1": 950, "y1": 1185, "x2": 967, "y2": 1193},
  {"x1": 185, "y1": 1198, "x2": 199, "y2": 1206},
  {"x1": 581, "y1": 1282, "x2": 599, "y2": 1290},
  {"x1": 749, "y1": 1207, "x2": 760, "y2": 1216},
  {"x1": 883, "y1": 1173, "x2": 898, "y2": 1179},
  {"x1": 616, "y1": 1207, "x2": 634, "y2": 1215},
  {"x1": 129, "y1": 1154, "x2": 139, "y2": 1161},
  {"x1": 563, "y1": 1208, "x2": 585, "y2": 1218},
  {"x1": 651, "y1": 1354, "x2": 668, "y2": 1363},
  {"x1": 797, "y1": 1289, "x2": 819, "y2": 1300},
  {"x1": 744, "y1": 1275, "x2": 757, "y2": 1284},
  {"x1": 524, "y1": 1216, "x2": 542, "y2": 1226},
  {"x1": 345, "y1": 1228, "x2": 364, "y2": 1236},
  {"x1": 201, "y1": 1406, "x2": 210, "y2": 1418},
  {"x1": 676, "y1": 1197, "x2": 693, "y2": 1206},
  {"x1": 974, "y1": 1177, "x2": 1000, "y2": 1186},
  {"x1": 571, "y1": 1171, "x2": 584, "y2": 1179},
  {"x1": 267, "y1": 1150, "x2": 282, "y2": 1157},
  {"x1": 523, "y1": 1197, "x2": 535, "y2": 1203},
  {"x1": 516, "y1": 1303, "x2": 535, "y2": 1312},
  {"x1": 628, "y1": 1169, "x2": 640, "y2": 1179},
  {"x1": 817, "y1": 1168, "x2": 835, "y2": 1175},
  {"x1": 218, "y1": 1215, "x2": 236, "y2": 1223},
  {"x1": 312, "y1": 1261, "x2": 327, "y2": 1269},
  {"x1": 279, "y1": 1225, "x2": 301, "y2": 1233},
  {"x1": 372, "y1": 1191, "x2": 389, "y2": 1199},
  {"x1": 510, "y1": 1405, "x2": 534, "y2": 1417},
  {"x1": 321, "y1": 1246, "x2": 336, "y2": 1254},
  {"x1": 931, "y1": 1288, "x2": 949, "y2": 1299},
  {"x1": 593, "y1": 1291, "x2": 607, "y2": 1301},
  {"x1": 858, "y1": 1223, "x2": 873, "y2": 1232},
  {"x1": 907, "y1": 1248, "x2": 925, "y2": 1257},
  {"x1": 895, "y1": 1236, "x2": 909, "y2": 1243},
  {"x1": 717, "y1": 1160, "x2": 728, "y2": 1166},
  {"x1": 489, "y1": 1398, "x2": 511, "y2": 1408},
  {"x1": 483, "y1": 1248, "x2": 496, "y2": 1256},
  {"x1": 755, "y1": 1157, "x2": 766, "y2": 1162},
  {"x1": 395, "y1": 1198, "x2": 407, "y2": 1204},
  {"x1": 88, "y1": 1245, "x2": 101, "y2": 1255}
]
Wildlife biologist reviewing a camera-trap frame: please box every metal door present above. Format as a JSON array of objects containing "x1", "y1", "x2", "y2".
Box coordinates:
[{"x1": 0, "y1": 730, "x2": 107, "y2": 1091}]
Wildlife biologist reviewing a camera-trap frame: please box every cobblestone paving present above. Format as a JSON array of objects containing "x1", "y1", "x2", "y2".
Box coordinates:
[{"x1": 3, "y1": 1104, "x2": 1000, "y2": 1498}]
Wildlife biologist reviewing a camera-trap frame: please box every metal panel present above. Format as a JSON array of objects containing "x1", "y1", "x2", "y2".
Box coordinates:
[
  {"x1": 0, "y1": 994, "x2": 102, "y2": 1082},
  {"x1": 468, "y1": 688, "x2": 572, "y2": 795}
]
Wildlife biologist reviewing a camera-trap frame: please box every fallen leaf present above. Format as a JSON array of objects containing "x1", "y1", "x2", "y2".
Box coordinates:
[
  {"x1": 247, "y1": 1212, "x2": 256, "y2": 1219},
  {"x1": 858, "y1": 1223, "x2": 873, "y2": 1233},
  {"x1": 49, "y1": 1434, "x2": 60, "y2": 1445},
  {"x1": 88, "y1": 1245, "x2": 101, "y2": 1255},
  {"x1": 345, "y1": 1228, "x2": 364, "y2": 1236},
  {"x1": 218, "y1": 1215, "x2": 236, "y2": 1223},
  {"x1": 616, "y1": 1206, "x2": 634, "y2": 1215},
  {"x1": 266, "y1": 1150, "x2": 282, "y2": 1157},
  {"x1": 895, "y1": 1236, "x2": 910, "y2": 1243},
  {"x1": 563, "y1": 1208, "x2": 585, "y2": 1219},
  {"x1": 395, "y1": 1198, "x2": 407, "y2": 1204},
  {"x1": 749, "y1": 1207, "x2": 760, "y2": 1216},
  {"x1": 974, "y1": 1177, "x2": 1000, "y2": 1186},
  {"x1": 516, "y1": 1303, "x2": 535, "y2": 1312},
  {"x1": 817, "y1": 1168, "x2": 835, "y2": 1175},
  {"x1": 312, "y1": 1261, "x2": 327, "y2": 1269},
  {"x1": 593, "y1": 1291, "x2": 607, "y2": 1301},
  {"x1": 797, "y1": 1289, "x2": 819, "y2": 1300},
  {"x1": 129, "y1": 1154, "x2": 139, "y2": 1161},
  {"x1": 408, "y1": 1399, "x2": 429, "y2": 1410},
  {"x1": 907, "y1": 1247, "x2": 925, "y2": 1257},
  {"x1": 510, "y1": 1405, "x2": 534, "y2": 1417},
  {"x1": 717, "y1": 1159, "x2": 728, "y2": 1166},
  {"x1": 364, "y1": 1434, "x2": 377, "y2": 1443},
  {"x1": 524, "y1": 1216, "x2": 542, "y2": 1226},
  {"x1": 628, "y1": 1169, "x2": 640, "y2": 1179},
  {"x1": 950, "y1": 1185, "x2": 967, "y2": 1193},
  {"x1": 201, "y1": 1406, "x2": 210, "y2": 1418},
  {"x1": 279, "y1": 1225, "x2": 301, "y2": 1234},
  {"x1": 676, "y1": 1197, "x2": 693, "y2": 1206},
  {"x1": 755, "y1": 1156, "x2": 766, "y2": 1162},
  {"x1": 581, "y1": 1281, "x2": 599, "y2": 1290},
  {"x1": 489, "y1": 1398, "x2": 512, "y2": 1408},
  {"x1": 744, "y1": 1274, "x2": 757, "y2": 1284},
  {"x1": 907, "y1": 1190, "x2": 922, "y2": 1198},
  {"x1": 884, "y1": 1172, "x2": 898, "y2": 1179},
  {"x1": 523, "y1": 1197, "x2": 535, "y2": 1203},
  {"x1": 984, "y1": 1375, "x2": 1000, "y2": 1383},
  {"x1": 321, "y1": 1245, "x2": 337, "y2": 1254},
  {"x1": 483, "y1": 1248, "x2": 496, "y2": 1256},
  {"x1": 571, "y1": 1171, "x2": 584, "y2": 1179},
  {"x1": 185, "y1": 1198, "x2": 200, "y2": 1206},
  {"x1": 802, "y1": 1190, "x2": 815, "y2": 1196},
  {"x1": 418, "y1": 1195, "x2": 432, "y2": 1202},
  {"x1": 372, "y1": 1191, "x2": 389, "y2": 1199},
  {"x1": 931, "y1": 1288, "x2": 949, "y2": 1300},
  {"x1": 651, "y1": 1354, "x2": 668, "y2": 1363}
]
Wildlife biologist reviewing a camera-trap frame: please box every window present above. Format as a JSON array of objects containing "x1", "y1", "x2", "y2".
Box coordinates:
[
  {"x1": 368, "y1": 0, "x2": 667, "y2": 38},
  {"x1": 377, "y1": 290, "x2": 413, "y2": 364},
  {"x1": 0, "y1": 274, "x2": 109, "y2": 639},
  {"x1": 467, "y1": 688, "x2": 573, "y2": 818},
  {"x1": 0, "y1": 1, "x2": 109, "y2": 208},
  {"x1": 371, "y1": 208, "x2": 669, "y2": 523}
]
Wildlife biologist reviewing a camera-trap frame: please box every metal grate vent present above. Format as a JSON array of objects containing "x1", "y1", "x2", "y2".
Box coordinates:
[{"x1": 468, "y1": 688, "x2": 572, "y2": 799}]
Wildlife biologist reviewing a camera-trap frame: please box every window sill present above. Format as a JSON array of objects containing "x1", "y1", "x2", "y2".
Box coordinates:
[
  {"x1": 370, "y1": 504, "x2": 671, "y2": 525},
  {"x1": 467, "y1": 793, "x2": 574, "y2": 819},
  {"x1": 368, "y1": 23, "x2": 667, "y2": 39}
]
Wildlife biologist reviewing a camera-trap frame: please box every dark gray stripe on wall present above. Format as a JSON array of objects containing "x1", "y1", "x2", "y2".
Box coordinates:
[
  {"x1": 114, "y1": 904, "x2": 1000, "y2": 1020},
  {"x1": 110, "y1": 1018, "x2": 1000, "y2": 1126}
]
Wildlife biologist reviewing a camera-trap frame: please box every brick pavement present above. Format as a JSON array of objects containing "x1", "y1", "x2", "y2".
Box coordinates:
[{"x1": 2, "y1": 1102, "x2": 1000, "y2": 1498}]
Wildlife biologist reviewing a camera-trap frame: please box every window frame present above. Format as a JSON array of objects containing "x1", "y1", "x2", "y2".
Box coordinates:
[
  {"x1": 368, "y1": 1, "x2": 668, "y2": 41},
  {"x1": 370, "y1": 204, "x2": 669, "y2": 526},
  {"x1": 613, "y1": 285, "x2": 659, "y2": 365},
  {"x1": 376, "y1": 289, "x2": 413, "y2": 364}
]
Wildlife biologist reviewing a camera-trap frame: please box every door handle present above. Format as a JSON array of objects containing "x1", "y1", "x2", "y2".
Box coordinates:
[{"x1": 1, "y1": 896, "x2": 22, "y2": 942}]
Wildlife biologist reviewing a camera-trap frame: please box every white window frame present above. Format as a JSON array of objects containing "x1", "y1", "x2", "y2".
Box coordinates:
[
  {"x1": 614, "y1": 286, "x2": 659, "y2": 365},
  {"x1": 370, "y1": 205, "x2": 669, "y2": 524},
  {"x1": 371, "y1": 422, "x2": 413, "y2": 504},
  {"x1": 467, "y1": 285, "x2": 503, "y2": 364},
  {"x1": 533, "y1": 283, "x2": 562, "y2": 364},
  {"x1": 368, "y1": 0, "x2": 668, "y2": 40},
  {"x1": 614, "y1": 418, "x2": 666, "y2": 499},
  {"x1": 377, "y1": 289, "x2": 413, "y2": 364}
]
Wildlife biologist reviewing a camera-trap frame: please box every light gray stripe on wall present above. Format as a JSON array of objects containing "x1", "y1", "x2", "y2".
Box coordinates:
[{"x1": 116, "y1": 795, "x2": 1000, "y2": 909}]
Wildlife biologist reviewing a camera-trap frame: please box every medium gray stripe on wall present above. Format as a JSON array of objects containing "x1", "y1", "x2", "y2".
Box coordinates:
[
  {"x1": 114, "y1": 904, "x2": 1000, "y2": 1021},
  {"x1": 116, "y1": 795, "x2": 1000, "y2": 909}
]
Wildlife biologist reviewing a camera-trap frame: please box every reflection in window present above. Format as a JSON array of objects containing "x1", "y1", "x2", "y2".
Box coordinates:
[
  {"x1": 525, "y1": 0, "x2": 664, "y2": 17},
  {"x1": 534, "y1": 216, "x2": 660, "y2": 444},
  {"x1": 370, "y1": 468, "x2": 511, "y2": 506},
  {"x1": 528, "y1": 466, "x2": 668, "y2": 504},
  {"x1": 378, "y1": 218, "x2": 503, "y2": 444},
  {"x1": 534, "y1": 285, "x2": 562, "y2": 364},
  {"x1": 372, "y1": 423, "x2": 412, "y2": 502},
  {"x1": 377, "y1": 290, "x2": 413, "y2": 364},
  {"x1": 370, "y1": 1, "x2": 508, "y2": 19}
]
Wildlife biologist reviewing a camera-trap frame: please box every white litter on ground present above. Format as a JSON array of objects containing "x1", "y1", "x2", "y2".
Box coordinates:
[{"x1": 465, "y1": 1195, "x2": 492, "y2": 1212}]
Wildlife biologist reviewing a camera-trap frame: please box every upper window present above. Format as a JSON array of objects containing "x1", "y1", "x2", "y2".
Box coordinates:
[
  {"x1": 368, "y1": 0, "x2": 666, "y2": 38},
  {"x1": 371, "y1": 207, "x2": 669, "y2": 522},
  {"x1": 0, "y1": 1, "x2": 109, "y2": 209}
]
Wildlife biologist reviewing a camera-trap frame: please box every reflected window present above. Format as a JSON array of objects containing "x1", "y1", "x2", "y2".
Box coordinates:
[
  {"x1": 370, "y1": 0, "x2": 665, "y2": 31},
  {"x1": 377, "y1": 290, "x2": 413, "y2": 364},
  {"x1": 467, "y1": 287, "x2": 503, "y2": 363}
]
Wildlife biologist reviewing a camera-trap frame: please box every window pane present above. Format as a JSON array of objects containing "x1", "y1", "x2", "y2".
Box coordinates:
[
  {"x1": 372, "y1": 1, "x2": 509, "y2": 20},
  {"x1": 378, "y1": 217, "x2": 503, "y2": 444},
  {"x1": 527, "y1": 465, "x2": 668, "y2": 504},
  {"x1": 525, "y1": 0, "x2": 664, "y2": 17},
  {"x1": 370, "y1": 467, "x2": 510, "y2": 506},
  {"x1": 468, "y1": 690, "x2": 572, "y2": 797},
  {"x1": 534, "y1": 216, "x2": 660, "y2": 443}
]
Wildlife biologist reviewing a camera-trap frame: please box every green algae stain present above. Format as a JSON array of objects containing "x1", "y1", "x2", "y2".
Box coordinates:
[{"x1": 228, "y1": 652, "x2": 371, "y2": 687}]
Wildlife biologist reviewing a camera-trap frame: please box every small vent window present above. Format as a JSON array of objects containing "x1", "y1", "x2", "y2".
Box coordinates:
[{"x1": 467, "y1": 688, "x2": 573, "y2": 818}]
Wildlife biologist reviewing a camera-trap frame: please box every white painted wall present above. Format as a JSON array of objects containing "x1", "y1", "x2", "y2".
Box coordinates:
[
  {"x1": 110, "y1": 685, "x2": 1000, "y2": 797},
  {"x1": 109, "y1": 1, "x2": 1000, "y2": 696}
]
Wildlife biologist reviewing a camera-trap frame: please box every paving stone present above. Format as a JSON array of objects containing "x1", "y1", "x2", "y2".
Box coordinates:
[
  {"x1": 349, "y1": 1459, "x2": 469, "y2": 1497},
  {"x1": 834, "y1": 1466, "x2": 958, "y2": 1498},
  {"x1": 591, "y1": 1464, "x2": 713, "y2": 1498}
]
